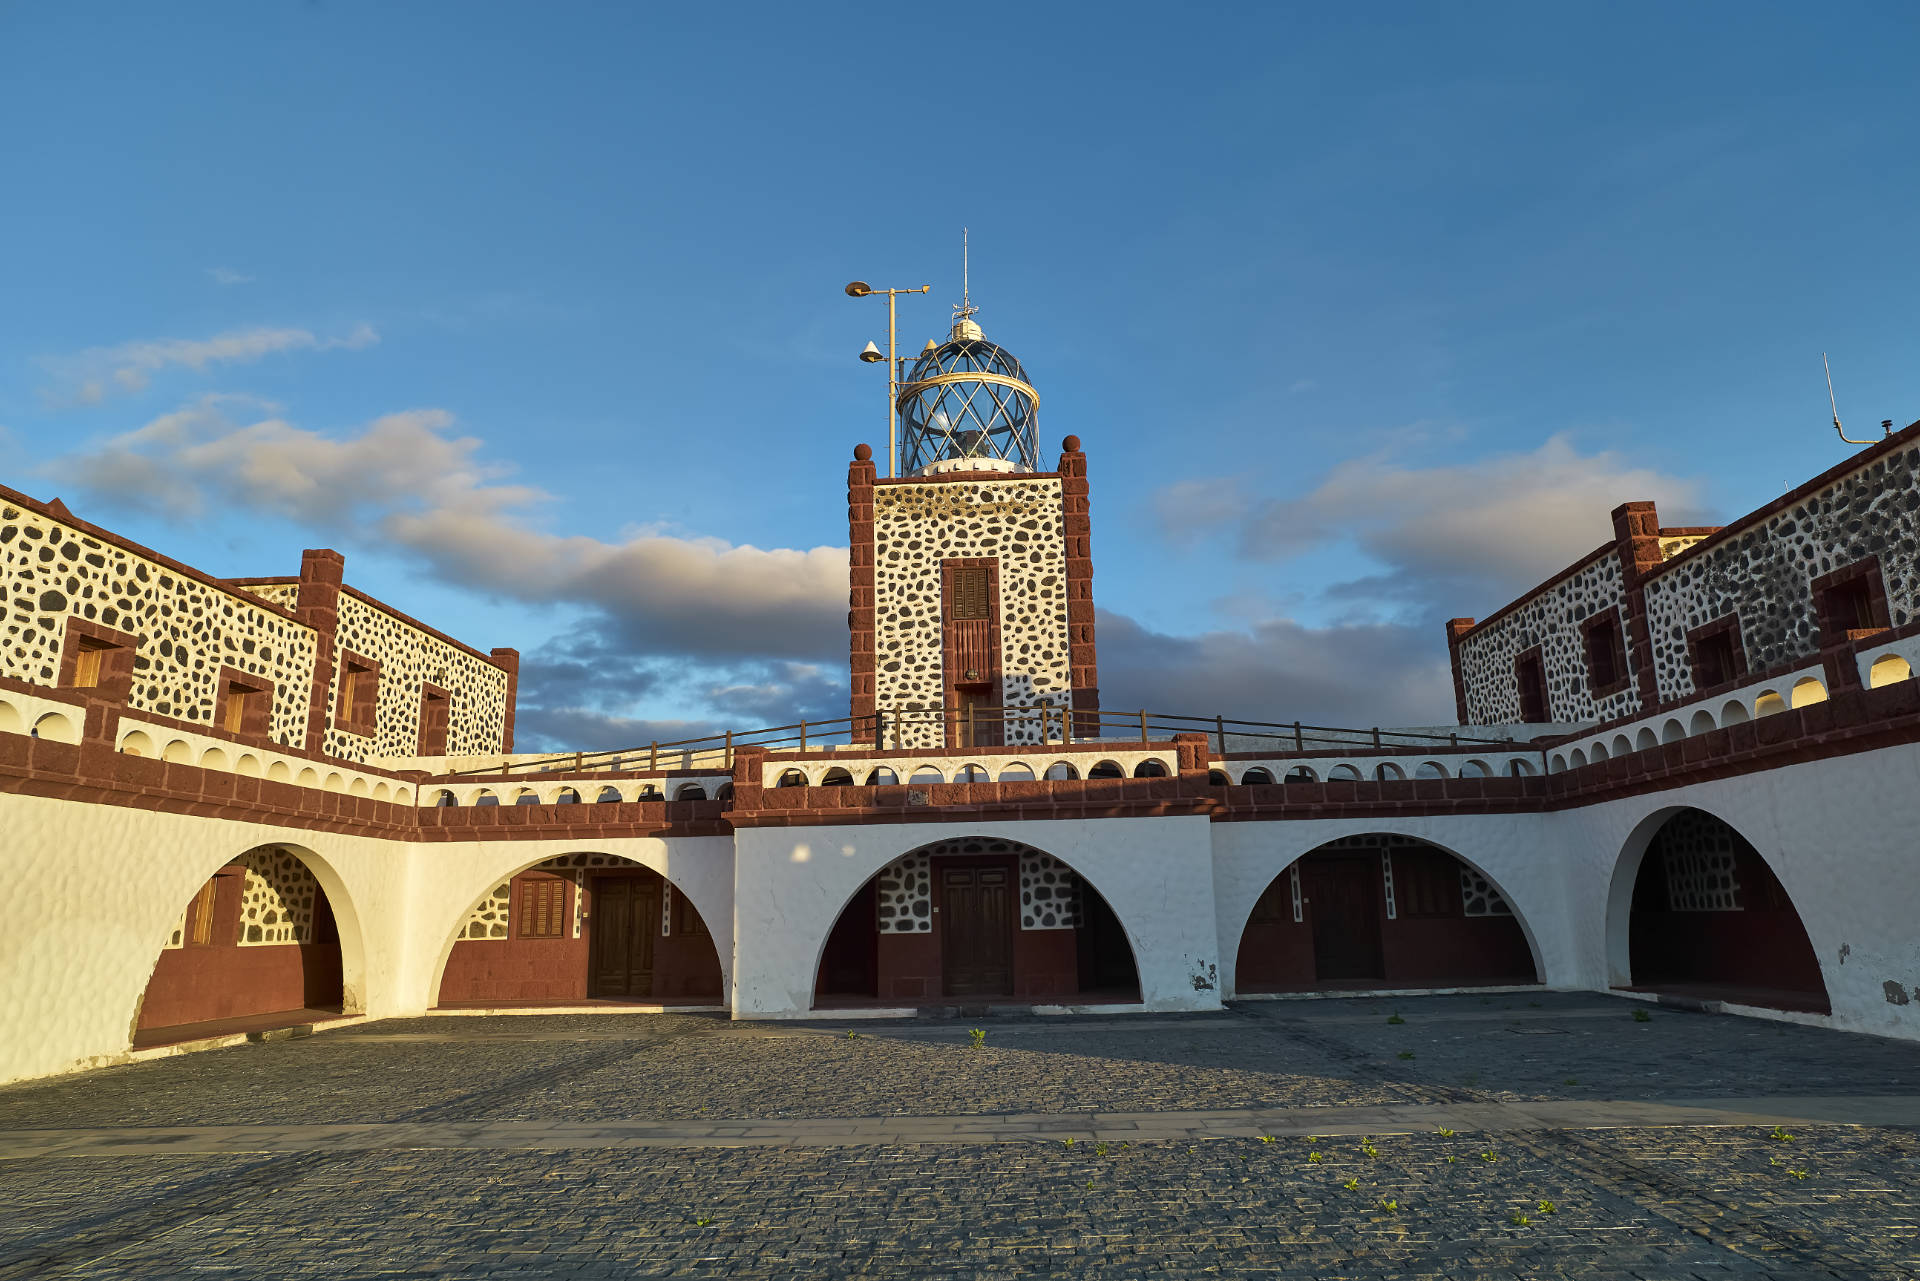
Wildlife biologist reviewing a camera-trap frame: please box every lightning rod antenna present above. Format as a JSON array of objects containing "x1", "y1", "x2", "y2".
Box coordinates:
[
  {"x1": 962, "y1": 227, "x2": 970, "y2": 313},
  {"x1": 1828, "y1": 353, "x2": 1876, "y2": 445}
]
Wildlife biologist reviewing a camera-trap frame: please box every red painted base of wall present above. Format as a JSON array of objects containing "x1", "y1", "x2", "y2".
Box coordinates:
[
  {"x1": 437, "y1": 869, "x2": 723, "y2": 1004},
  {"x1": 136, "y1": 943, "x2": 342, "y2": 1031},
  {"x1": 1235, "y1": 917, "x2": 1536, "y2": 992}
]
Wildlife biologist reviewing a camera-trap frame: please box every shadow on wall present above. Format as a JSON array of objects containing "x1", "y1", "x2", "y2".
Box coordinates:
[
  {"x1": 134, "y1": 845, "x2": 343, "y2": 1040},
  {"x1": 1619, "y1": 808, "x2": 1830, "y2": 1014},
  {"x1": 814, "y1": 837, "x2": 1140, "y2": 1007},
  {"x1": 1235, "y1": 836, "x2": 1538, "y2": 994}
]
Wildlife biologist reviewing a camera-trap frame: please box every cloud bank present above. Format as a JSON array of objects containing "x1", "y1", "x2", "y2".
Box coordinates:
[{"x1": 41, "y1": 324, "x2": 378, "y2": 404}]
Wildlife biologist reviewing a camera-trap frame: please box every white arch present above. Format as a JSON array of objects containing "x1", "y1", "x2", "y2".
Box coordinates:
[
  {"x1": 348, "y1": 777, "x2": 371, "y2": 797},
  {"x1": 1328, "y1": 763, "x2": 1362, "y2": 781},
  {"x1": 267, "y1": 760, "x2": 293, "y2": 783},
  {"x1": 134, "y1": 841, "x2": 370, "y2": 1034},
  {"x1": 296, "y1": 766, "x2": 320, "y2": 787},
  {"x1": 322, "y1": 772, "x2": 346, "y2": 793},
  {"x1": 1571, "y1": 747, "x2": 1588, "y2": 768},
  {"x1": 0, "y1": 699, "x2": 20, "y2": 736},
  {"x1": 1635, "y1": 727, "x2": 1659, "y2": 751},
  {"x1": 1610, "y1": 734, "x2": 1633, "y2": 756},
  {"x1": 1660, "y1": 719, "x2": 1685, "y2": 744},
  {"x1": 1719, "y1": 699, "x2": 1750, "y2": 725},
  {"x1": 805, "y1": 833, "x2": 1148, "y2": 1014},
  {"x1": 1414, "y1": 761, "x2": 1448, "y2": 779},
  {"x1": 1688, "y1": 708, "x2": 1716, "y2": 736},
  {"x1": 1283, "y1": 764, "x2": 1319, "y2": 782},
  {"x1": 1790, "y1": 677, "x2": 1828, "y2": 708},
  {"x1": 1753, "y1": 689, "x2": 1786, "y2": 717},
  {"x1": 1222, "y1": 828, "x2": 1547, "y2": 996},
  {"x1": 1374, "y1": 762, "x2": 1405, "y2": 781},
  {"x1": 197, "y1": 746, "x2": 230, "y2": 771},
  {"x1": 30, "y1": 711, "x2": 80, "y2": 744},
  {"x1": 235, "y1": 753, "x2": 263, "y2": 777},
  {"x1": 1548, "y1": 753, "x2": 1567, "y2": 774},
  {"x1": 423, "y1": 846, "x2": 732, "y2": 1008},
  {"x1": 1869, "y1": 653, "x2": 1913, "y2": 688},
  {"x1": 997, "y1": 762, "x2": 1036, "y2": 782},
  {"x1": 164, "y1": 738, "x2": 194, "y2": 764},
  {"x1": 1589, "y1": 741, "x2": 1609, "y2": 762},
  {"x1": 372, "y1": 781, "x2": 391, "y2": 801},
  {"x1": 1459, "y1": 759, "x2": 1491, "y2": 778},
  {"x1": 118, "y1": 729, "x2": 156, "y2": 757}
]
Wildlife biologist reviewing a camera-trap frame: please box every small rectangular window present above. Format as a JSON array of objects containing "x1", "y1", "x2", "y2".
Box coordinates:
[
  {"x1": 1819, "y1": 577, "x2": 1883, "y2": 638},
  {"x1": 949, "y1": 566, "x2": 990, "y2": 620},
  {"x1": 1392, "y1": 849, "x2": 1464, "y2": 918},
  {"x1": 417, "y1": 687, "x2": 451, "y2": 756},
  {"x1": 1583, "y1": 613, "x2": 1627, "y2": 693},
  {"x1": 1515, "y1": 651, "x2": 1549, "y2": 723},
  {"x1": 185, "y1": 878, "x2": 219, "y2": 947},
  {"x1": 1691, "y1": 629, "x2": 1739, "y2": 690},
  {"x1": 517, "y1": 879, "x2": 566, "y2": 939},
  {"x1": 336, "y1": 655, "x2": 379, "y2": 736}
]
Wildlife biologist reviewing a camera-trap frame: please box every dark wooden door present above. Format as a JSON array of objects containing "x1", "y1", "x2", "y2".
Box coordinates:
[
  {"x1": 1303, "y1": 856, "x2": 1384, "y2": 981},
  {"x1": 589, "y1": 877, "x2": 656, "y2": 998},
  {"x1": 941, "y1": 865, "x2": 1013, "y2": 997}
]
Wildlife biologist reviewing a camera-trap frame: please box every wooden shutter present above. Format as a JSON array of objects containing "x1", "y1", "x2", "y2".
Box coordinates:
[
  {"x1": 517, "y1": 879, "x2": 566, "y2": 938},
  {"x1": 950, "y1": 567, "x2": 989, "y2": 620}
]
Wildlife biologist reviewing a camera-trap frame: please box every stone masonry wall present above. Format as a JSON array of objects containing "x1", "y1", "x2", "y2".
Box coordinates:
[
  {"x1": 1455, "y1": 551, "x2": 1635, "y2": 725},
  {"x1": 323, "y1": 592, "x2": 509, "y2": 762},
  {"x1": 1641, "y1": 442, "x2": 1920, "y2": 701},
  {"x1": 2, "y1": 501, "x2": 317, "y2": 744},
  {"x1": 873, "y1": 476, "x2": 1071, "y2": 750}
]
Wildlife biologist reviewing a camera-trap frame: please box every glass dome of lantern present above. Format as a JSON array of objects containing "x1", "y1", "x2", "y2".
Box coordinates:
[{"x1": 895, "y1": 301, "x2": 1040, "y2": 476}]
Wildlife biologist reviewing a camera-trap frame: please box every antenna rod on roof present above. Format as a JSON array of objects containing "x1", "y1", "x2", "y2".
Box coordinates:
[{"x1": 1827, "y1": 354, "x2": 1876, "y2": 445}]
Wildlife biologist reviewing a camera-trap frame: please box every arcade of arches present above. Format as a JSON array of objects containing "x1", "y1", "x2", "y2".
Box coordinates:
[
  {"x1": 439, "y1": 854, "x2": 723, "y2": 1005},
  {"x1": 134, "y1": 845, "x2": 344, "y2": 1045},
  {"x1": 1620, "y1": 808, "x2": 1830, "y2": 1014},
  {"x1": 1235, "y1": 836, "x2": 1538, "y2": 992},
  {"x1": 814, "y1": 837, "x2": 1140, "y2": 1006}
]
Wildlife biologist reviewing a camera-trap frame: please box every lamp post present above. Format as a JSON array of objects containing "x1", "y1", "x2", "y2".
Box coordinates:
[{"x1": 845, "y1": 281, "x2": 929, "y2": 478}]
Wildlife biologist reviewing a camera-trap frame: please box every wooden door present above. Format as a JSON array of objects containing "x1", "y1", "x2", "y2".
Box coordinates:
[
  {"x1": 956, "y1": 687, "x2": 1002, "y2": 748},
  {"x1": 1303, "y1": 856, "x2": 1384, "y2": 981},
  {"x1": 941, "y1": 865, "x2": 1013, "y2": 997},
  {"x1": 589, "y1": 876, "x2": 657, "y2": 999}
]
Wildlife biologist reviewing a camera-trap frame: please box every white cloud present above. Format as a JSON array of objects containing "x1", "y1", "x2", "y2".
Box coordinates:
[
  {"x1": 207, "y1": 267, "x2": 256, "y2": 286},
  {"x1": 47, "y1": 399, "x2": 850, "y2": 664},
  {"x1": 1162, "y1": 433, "x2": 1706, "y2": 616},
  {"x1": 41, "y1": 323, "x2": 379, "y2": 404}
]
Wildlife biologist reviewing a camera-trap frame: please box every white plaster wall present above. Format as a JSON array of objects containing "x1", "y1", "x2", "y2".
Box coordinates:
[
  {"x1": 401, "y1": 836, "x2": 737, "y2": 1010},
  {"x1": 0, "y1": 791, "x2": 410, "y2": 1086},
  {"x1": 730, "y1": 816, "x2": 1223, "y2": 1016}
]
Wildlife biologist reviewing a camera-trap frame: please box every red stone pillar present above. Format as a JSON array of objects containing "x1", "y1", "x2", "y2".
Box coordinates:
[
  {"x1": 490, "y1": 647, "x2": 521, "y2": 752},
  {"x1": 294, "y1": 549, "x2": 345, "y2": 754},
  {"x1": 1059, "y1": 435, "x2": 1101, "y2": 736},
  {"x1": 1445, "y1": 618, "x2": 1476, "y2": 725},
  {"x1": 848, "y1": 444, "x2": 879, "y2": 733},
  {"x1": 1610, "y1": 502, "x2": 1664, "y2": 711}
]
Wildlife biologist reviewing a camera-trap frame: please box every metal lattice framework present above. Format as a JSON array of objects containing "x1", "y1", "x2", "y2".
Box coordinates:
[{"x1": 896, "y1": 329, "x2": 1040, "y2": 473}]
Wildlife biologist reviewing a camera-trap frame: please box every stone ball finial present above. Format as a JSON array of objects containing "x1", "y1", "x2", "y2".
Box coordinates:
[
  {"x1": 1061, "y1": 435, "x2": 1081, "y2": 453},
  {"x1": 853, "y1": 443, "x2": 873, "y2": 461}
]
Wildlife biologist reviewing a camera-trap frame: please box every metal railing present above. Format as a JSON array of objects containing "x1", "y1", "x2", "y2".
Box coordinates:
[{"x1": 443, "y1": 706, "x2": 1520, "y2": 778}]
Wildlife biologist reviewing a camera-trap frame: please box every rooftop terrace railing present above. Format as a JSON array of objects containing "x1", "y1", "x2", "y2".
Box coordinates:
[{"x1": 442, "y1": 706, "x2": 1523, "y2": 777}]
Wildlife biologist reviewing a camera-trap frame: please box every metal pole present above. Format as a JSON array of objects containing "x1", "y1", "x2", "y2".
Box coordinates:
[
  {"x1": 1139, "y1": 709, "x2": 1148, "y2": 743},
  {"x1": 967, "y1": 701, "x2": 975, "y2": 750},
  {"x1": 887, "y1": 291, "x2": 898, "y2": 477},
  {"x1": 1293, "y1": 721, "x2": 1304, "y2": 751},
  {"x1": 649, "y1": 741, "x2": 657, "y2": 772},
  {"x1": 799, "y1": 719, "x2": 807, "y2": 753},
  {"x1": 725, "y1": 730, "x2": 733, "y2": 771},
  {"x1": 1216, "y1": 715, "x2": 1226, "y2": 755}
]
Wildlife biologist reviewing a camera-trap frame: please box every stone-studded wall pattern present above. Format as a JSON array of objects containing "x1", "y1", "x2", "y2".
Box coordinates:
[
  {"x1": 873, "y1": 477, "x2": 1071, "y2": 750},
  {"x1": 234, "y1": 582, "x2": 300, "y2": 610},
  {"x1": 1, "y1": 504, "x2": 318, "y2": 744},
  {"x1": 323, "y1": 592, "x2": 509, "y2": 762},
  {"x1": 237, "y1": 847, "x2": 320, "y2": 945},
  {"x1": 1459, "y1": 868, "x2": 1513, "y2": 917},
  {"x1": 1641, "y1": 442, "x2": 1920, "y2": 701},
  {"x1": 1455, "y1": 551, "x2": 1635, "y2": 725},
  {"x1": 1656, "y1": 809, "x2": 1743, "y2": 912},
  {"x1": 458, "y1": 853, "x2": 655, "y2": 941},
  {"x1": 874, "y1": 839, "x2": 1084, "y2": 933}
]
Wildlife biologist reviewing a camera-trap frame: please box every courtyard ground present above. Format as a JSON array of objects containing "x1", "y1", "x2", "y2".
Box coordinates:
[{"x1": 1, "y1": 992, "x2": 1916, "y2": 1278}]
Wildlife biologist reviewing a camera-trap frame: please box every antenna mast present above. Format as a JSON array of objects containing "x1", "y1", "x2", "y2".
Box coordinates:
[
  {"x1": 1827, "y1": 353, "x2": 1876, "y2": 445},
  {"x1": 954, "y1": 227, "x2": 978, "y2": 327}
]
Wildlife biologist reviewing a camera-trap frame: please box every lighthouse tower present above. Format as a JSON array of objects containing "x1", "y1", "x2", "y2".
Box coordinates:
[{"x1": 847, "y1": 296, "x2": 1098, "y2": 750}]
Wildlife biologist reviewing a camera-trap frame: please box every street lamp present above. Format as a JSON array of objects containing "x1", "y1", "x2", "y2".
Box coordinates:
[{"x1": 845, "y1": 280, "x2": 930, "y2": 477}]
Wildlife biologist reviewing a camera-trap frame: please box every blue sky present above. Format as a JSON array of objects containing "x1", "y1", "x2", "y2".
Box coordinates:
[{"x1": 3, "y1": 4, "x2": 1916, "y2": 745}]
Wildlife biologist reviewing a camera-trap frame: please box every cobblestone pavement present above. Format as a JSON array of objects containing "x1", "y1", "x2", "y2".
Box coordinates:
[{"x1": 2, "y1": 993, "x2": 1917, "y2": 1278}]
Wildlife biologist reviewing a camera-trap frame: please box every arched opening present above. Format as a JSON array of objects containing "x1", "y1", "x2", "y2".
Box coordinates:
[
  {"x1": 31, "y1": 711, "x2": 80, "y2": 744},
  {"x1": 119, "y1": 729, "x2": 155, "y2": 757},
  {"x1": 1570, "y1": 747, "x2": 1589, "y2": 768},
  {"x1": 776, "y1": 769, "x2": 807, "y2": 788},
  {"x1": 1241, "y1": 767, "x2": 1275, "y2": 784},
  {"x1": 1869, "y1": 653, "x2": 1913, "y2": 688},
  {"x1": 864, "y1": 767, "x2": 898, "y2": 786},
  {"x1": 438, "y1": 853, "x2": 724, "y2": 1006},
  {"x1": 474, "y1": 789, "x2": 500, "y2": 807},
  {"x1": 1613, "y1": 807, "x2": 1829, "y2": 1013},
  {"x1": 595, "y1": 786, "x2": 622, "y2": 803},
  {"x1": 909, "y1": 766, "x2": 944, "y2": 784},
  {"x1": 1790, "y1": 677, "x2": 1828, "y2": 708},
  {"x1": 1374, "y1": 762, "x2": 1405, "y2": 781},
  {"x1": 954, "y1": 764, "x2": 990, "y2": 783},
  {"x1": 433, "y1": 789, "x2": 459, "y2": 807},
  {"x1": 513, "y1": 788, "x2": 540, "y2": 806},
  {"x1": 1611, "y1": 734, "x2": 1633, "y2": 756},
  {"x1": 1235, "y1": 835, "x2": 1538, "y2": 994},
  {"x1": 133, "y1": 844, "x2": 346, "y2": 1046},
  {"x1": 1588, "y1": 742, "x2": 1609, "y2": 762},
  {"x1": 1087, "y1": 760, "x2": 1125, "y2": 779},
  {"x1": 636, "y1": 784, "x2": 665, "y2": 801},
  {"x1": 674, "y1": 783, "x2": 708, "y2": 800},
  {"x1": 554, "y1": 787, "x2": 581, "y2": 804},
  {"x1": 1688, "y1": 709, "x2": 1716, "y2": 736},
  {"x1": 1459, "y1": 760, "x2": 1490, "y2": 778},
  {"x1": 813, "y1": 836, "x2": 1141, "y2": 1008},
  {"x1": 1044, "y1": 762, "x2": 1079, "y2": 781},
  {"x1": 1207, "y1": 769, "x2": 1230, "y2": 785},
  {"x1": 821, "y1": 767, "x2": 855, "y2": 786},
  {"x1": 998, "y1": 762, "x2": 1035, "y2": 782},
  {"x1": 1635, "y1": 727, "x2": 1659, "y2": 751},
  {"x1": 1284, "y1": 766, "x2": 1317, "y2": 782},
  {"x1": 1328, "y1": 764, "x2": 1362, "y2": 781},
  {"x1": 1720, "y1": 699, "x2": 1750, "y2": 726},
  {"x1": 1660, "y1": 719, "x2": 1685, "y2": 744},
  {"x1": 1132, "y1": 759, "x2": 1168, "y2": 778},
  {"x1": 1414, "y1": 761, "x2": 1447, "y2": 779},
  {"x1": 1753, "y1": 690, "x2": 1786, "y2": 717}
]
